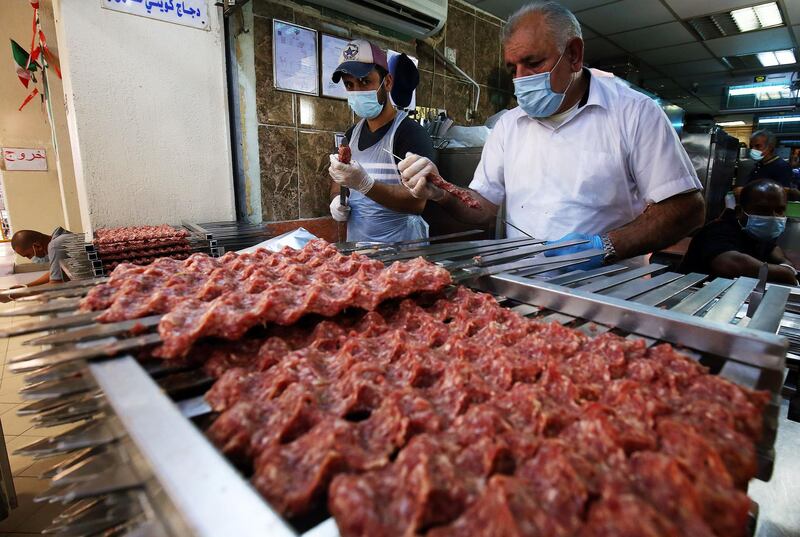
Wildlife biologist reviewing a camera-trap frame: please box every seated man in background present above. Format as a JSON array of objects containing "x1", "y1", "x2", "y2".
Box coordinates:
[
  {"x1": 681, "y1": 180, "x2": 797, "y2": 285},
  {"x1": 10, "y1": 227, "x2": 72, "y2": 287}
]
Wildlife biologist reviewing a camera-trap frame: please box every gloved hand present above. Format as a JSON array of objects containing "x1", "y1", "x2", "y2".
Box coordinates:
[
  {"x1": 544, "y1": 232, "x2": 604, "y2": 269},
  {"x1": 329, "y1": 155, "x2": 374, "y2": 194},
  {"x1": 329, "y1": 197, "x2": 351, "y2": 222},
  {"x1": 398, "y1": 153, "x2": 445, "y2": 201}
]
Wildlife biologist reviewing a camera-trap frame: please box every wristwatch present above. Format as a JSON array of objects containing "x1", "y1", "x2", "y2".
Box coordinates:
[{"x1": 600, "y1": 234, "x2": 617, "y2": 264}]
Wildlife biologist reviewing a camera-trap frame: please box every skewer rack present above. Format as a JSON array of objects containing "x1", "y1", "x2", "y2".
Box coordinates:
[{"x1": 0, "y1": 237, "x2": 795, "y2": 537}]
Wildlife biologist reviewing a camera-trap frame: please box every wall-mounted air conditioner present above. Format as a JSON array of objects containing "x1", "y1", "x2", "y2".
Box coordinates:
[{"x1": 303, "y1": 0, "x2": 447, "y2": 39}]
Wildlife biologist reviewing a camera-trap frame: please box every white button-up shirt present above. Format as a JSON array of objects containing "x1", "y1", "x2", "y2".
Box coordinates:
[{"x1": 470, "y1": 68, "x2": 702, "y2": 240}]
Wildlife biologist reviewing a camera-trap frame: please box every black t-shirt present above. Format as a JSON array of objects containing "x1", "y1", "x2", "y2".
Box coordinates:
[
  {"x1": 747, "y1": 156, "x2": 795, "y2": 188},
  {"x1": 344, "y1": 116, "x2": 436, "y2": 165},
  {"x1": 680, "y1": 209, "x2": 776, "y2": 275}
]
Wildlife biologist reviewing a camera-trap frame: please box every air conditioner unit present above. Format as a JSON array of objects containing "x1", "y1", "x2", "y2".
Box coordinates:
[{"x1": 303, "y1": 0, "x2": 447, "y2": 39}]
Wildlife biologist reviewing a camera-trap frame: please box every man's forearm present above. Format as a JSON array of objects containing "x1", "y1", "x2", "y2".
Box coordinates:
[
  {"x1": 712, "y1": 252, "x2": 797, "y2": 285},
  {"x1": 329, "y1": 182, "x2": 424, "y2": 214},
  {"x1": 366, "y1": 183, "x2": 425, "y2": 214},
  {"x1": 608, "y1": 191, "x2": 705, "y2": 259},
  {"x1": 436, "y1": 188, "x2": 498, "y2": 227},
  {"x1": 26, "y1": 273, "x2": 53, "y2": 287}
]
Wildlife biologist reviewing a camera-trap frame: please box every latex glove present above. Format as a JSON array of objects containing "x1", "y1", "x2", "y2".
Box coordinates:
[
  {"x1": 544, "y1": 232, "x2": 604, "y2": 270},
  {"x1": 398, "y1": 153, "x2": 445, "y2": 201},
  {"x1": 329, "y1": 155, "x2": 374, "y2": 194},
  {"x1": 330, "y1": 197, "x2": 351, "y2": 222}
]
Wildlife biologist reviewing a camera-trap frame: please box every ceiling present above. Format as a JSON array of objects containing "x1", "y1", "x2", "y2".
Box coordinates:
[{"x1": 464, "y1": 0, "x2": 800, "y2": 116}]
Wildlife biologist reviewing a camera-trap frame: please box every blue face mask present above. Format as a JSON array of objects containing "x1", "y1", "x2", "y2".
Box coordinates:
[
  {"x1": 750, "y1": 149, "x2": 764, "y2": 161},
  {"x1": 347, "y1": 80, "x2": 385, "y2": 119},
  {"x1": 30, "y1": 244, "x2": 48, "y2": 264},
  {"x1": 742, "y1": 212, "x2": 786, "y2": 241},
  {"x1": 513, "y1": 49, "x2": 574, "y2": 118}
]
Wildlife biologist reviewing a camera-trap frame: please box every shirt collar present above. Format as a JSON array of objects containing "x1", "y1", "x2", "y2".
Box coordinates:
[{"x1": 583, "y1": 68, "x2": 613, "y2": 110}]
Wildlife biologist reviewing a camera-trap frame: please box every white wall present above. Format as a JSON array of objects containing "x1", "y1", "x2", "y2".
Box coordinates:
[{"x1": 52, "y1": 0, "x2": 236, "y2": 231}]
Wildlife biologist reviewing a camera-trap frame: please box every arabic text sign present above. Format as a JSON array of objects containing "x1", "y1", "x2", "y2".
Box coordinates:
[
  {"x1": 2, "y1": 148, "x2": 47, "y2": 171},
  {"x1": 102, "y1": 0, "x2": 209, "y2": 30}
]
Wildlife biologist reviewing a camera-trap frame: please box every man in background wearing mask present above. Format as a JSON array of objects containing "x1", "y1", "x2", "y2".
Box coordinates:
[
  {"x1": 681, "y1": 180, "x2": 796, "y2": 285},
  {"x1": 327, "y1": 39, "x2": 435, "y2": 243},
  {"x1": 398, "y1": 1, "x2": 704, "y2": 267},
  {"x1": 9, "y1": 227, "x2": 72, "y2": 287},
  {"x1": 747, "y1": 130, "x2": 795, "y2": 188}
]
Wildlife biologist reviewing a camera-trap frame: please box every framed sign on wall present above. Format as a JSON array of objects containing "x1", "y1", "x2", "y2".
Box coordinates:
[{"x1": 273, "y1": 20, "x2": 319, "y2": 96}]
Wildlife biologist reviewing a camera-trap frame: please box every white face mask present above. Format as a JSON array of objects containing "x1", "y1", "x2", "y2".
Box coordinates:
[{"x1": 30, "y1": 244, "x2": 49, "y2": 264}]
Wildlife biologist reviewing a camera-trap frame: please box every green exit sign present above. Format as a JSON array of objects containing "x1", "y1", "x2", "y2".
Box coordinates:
[{"x1": 754, "y1": 75, "x2": 767, "y2": 83}]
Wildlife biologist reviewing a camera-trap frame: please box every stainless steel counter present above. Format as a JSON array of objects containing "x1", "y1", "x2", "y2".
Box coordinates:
[{"x1": 751, "y1": 399, "x2": 800, "y2": 537}]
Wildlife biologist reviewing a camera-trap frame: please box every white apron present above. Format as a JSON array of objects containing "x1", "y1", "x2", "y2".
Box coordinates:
[{"x1": 347, "y1": 112, "x2": 428, "y2": 243}]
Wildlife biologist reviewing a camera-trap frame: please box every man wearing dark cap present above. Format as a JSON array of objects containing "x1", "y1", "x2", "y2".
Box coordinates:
[{"x1": 327, "y1": 39, "x2": 435, "y2": 243}]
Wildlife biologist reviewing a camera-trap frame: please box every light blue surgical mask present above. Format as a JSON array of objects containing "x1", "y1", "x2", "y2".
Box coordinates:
[
  {"x1": 347, "y1": 80, "x2": 386, "y2": 119},
  {"x1": 30, "y1": 243, "x2": 48, "y2": 264},
  {"x1": 513, "y1": 49, "x2": 575, "y2": 118},
  {"x1": 742, "y1": 212, "x2": 786, "y2": 241},
  {"x1": 750, "y1": 148, "x2": 764, "y2": 161}
]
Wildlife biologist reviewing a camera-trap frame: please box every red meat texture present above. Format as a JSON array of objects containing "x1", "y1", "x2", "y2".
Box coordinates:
[
  {"x1": 428, "y1": 175, "x2": 481, "y2": 210},
  {"x1": 338, "y1": 144, "x2": 352, "y2": 165},
  {"x1": 93, "y1": 224, "x2": 189, "y2": 245},
  {"x1": 193, "y1": 286, "x2": 767, "y2": 536},
  {"x1": 92, "y1": 224, "x2": 191, "y2": 267},
  {"x1": 79, "y1": 239, "x2": 452, "y2": 358}
]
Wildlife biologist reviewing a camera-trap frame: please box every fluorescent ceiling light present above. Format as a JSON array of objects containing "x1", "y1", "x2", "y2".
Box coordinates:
[
  {"x1": 717, "y1": 121, "x2": 746, "y2": 126},
  {"x1": 756, "y1": 49, "x2": 796, "y2": 67},
  {"x1": 775, "y1": 49, "x2": 796, "y2": 65},
  {"x1": 729, "y1": 83, "x2": 789, "y2": 95},
  {"x1": 753, "y1": 2, "x2": 782, "y2": 27},
  {"x1": 732, "y1": 7, "x2": 759, "y2": 31},
  {"x1": 731, "y1": 2, "x2": 783, "y2": 33},
  {"x1": 757, "y1": 52, "x2": 779, "y2": 66},
  {"x1": 758, "y1": 116, "x2": 800, "y2": 124}
]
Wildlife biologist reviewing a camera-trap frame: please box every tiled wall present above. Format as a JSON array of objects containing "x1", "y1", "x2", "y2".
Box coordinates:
[
  {"x1": 252, "y1": 0, "x2": 513, "y2": 225},
  {"x1": 415, "y1": 2, "x2": 514, "y2": 125}
]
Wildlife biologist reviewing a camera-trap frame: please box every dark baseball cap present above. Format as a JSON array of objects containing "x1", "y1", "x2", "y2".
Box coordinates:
[
  {"x1": 388, "y1": 53, "x2": 419, "y2": 108},
  {"x1": 332, "y1": 39, "x2": 389, "y2": 83}
]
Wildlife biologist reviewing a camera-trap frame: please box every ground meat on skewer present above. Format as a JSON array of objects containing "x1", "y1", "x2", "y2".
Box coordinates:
[
  {"x1": 80, "y1": 239, "x2": 452, "y2": 358},
  {"x1": 188, "y1": 286, "x2": 766, "y2": 536},
  {"x1": 338, "y1": 143, "x2": 352, "y2": 164},
  {"x1": 428, "y1": 174, "x2": 482, "y2": 210}
]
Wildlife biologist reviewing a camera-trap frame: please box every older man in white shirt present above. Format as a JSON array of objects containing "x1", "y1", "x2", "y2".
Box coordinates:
[{"x1": 399, "y1": 0, "x2": 704, "y2": 267}]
